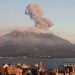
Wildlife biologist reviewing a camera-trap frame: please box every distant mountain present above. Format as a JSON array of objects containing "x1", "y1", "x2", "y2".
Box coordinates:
[
  {"x1": 0, "y1": 29, "x2": 75, "y2": 58},
  {"x1": 53, "y1": 32, "x2": 75, "y2": 44}
]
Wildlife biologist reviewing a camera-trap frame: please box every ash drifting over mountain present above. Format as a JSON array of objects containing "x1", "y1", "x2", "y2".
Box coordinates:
[{"x1": 25, "y1": 3, "x2": 53, "y2": 31}]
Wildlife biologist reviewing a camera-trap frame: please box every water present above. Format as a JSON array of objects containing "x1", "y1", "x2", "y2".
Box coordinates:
[{"x1": 0, "y1": 57, "x2": 75, "y2": 69}]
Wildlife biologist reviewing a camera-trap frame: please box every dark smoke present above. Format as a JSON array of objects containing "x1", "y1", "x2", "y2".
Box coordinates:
[{"x1": 25, "y1": 3, "x2": 53, "y2": 30}]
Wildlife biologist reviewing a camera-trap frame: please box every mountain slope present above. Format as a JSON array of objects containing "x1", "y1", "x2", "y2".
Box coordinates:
[{"x1": 0, "y1": 30, "x2": 75, "y2": 57}]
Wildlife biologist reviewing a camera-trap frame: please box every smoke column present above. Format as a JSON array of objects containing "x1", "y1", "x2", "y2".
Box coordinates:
[{"x1": 25, "y1": 4, "x2": 53, "y2": 30}]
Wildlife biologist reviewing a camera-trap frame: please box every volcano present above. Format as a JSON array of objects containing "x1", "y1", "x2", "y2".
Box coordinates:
[{"x1": 0, "y1": 29, "x2": 75, "y2": 58}]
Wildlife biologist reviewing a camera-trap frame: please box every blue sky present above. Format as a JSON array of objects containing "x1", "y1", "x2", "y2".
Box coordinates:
[{"x1": 0, "y1": 0, "x2": 75, "y2": 33}]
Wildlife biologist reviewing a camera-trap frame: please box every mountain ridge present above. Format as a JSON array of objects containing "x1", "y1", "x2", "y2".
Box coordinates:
[{"x1": 0, "y1": 29, "x2": 75, "y2": 58}]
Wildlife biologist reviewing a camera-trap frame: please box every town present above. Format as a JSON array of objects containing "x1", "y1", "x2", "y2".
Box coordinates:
[{"x1": 0, "y1": 63, "x2": 75, "y2": 75}]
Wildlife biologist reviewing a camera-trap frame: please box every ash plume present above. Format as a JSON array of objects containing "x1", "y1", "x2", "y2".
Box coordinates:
[
  {"x1": 25, "y1": 4, "x2": 43, "y2": 19},
  {"x1": 25, "y1": 3, "x2": 53, "y2": 31}
]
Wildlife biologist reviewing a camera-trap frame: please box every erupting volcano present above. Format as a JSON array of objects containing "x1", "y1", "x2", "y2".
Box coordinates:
[{"x1": 0, "y1": 3, "x2": 75, "y2": 58}]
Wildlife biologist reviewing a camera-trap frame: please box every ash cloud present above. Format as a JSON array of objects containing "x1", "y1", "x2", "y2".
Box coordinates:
[{"x1": 25, "y1": 3, "x2": 53, "y2": 31}]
